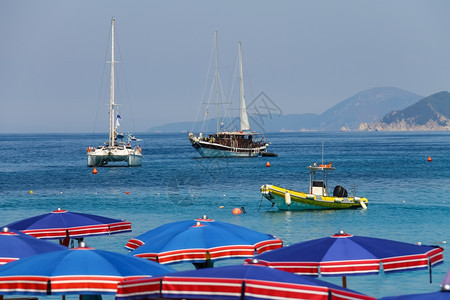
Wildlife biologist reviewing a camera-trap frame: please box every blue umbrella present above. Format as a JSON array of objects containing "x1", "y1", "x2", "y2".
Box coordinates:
[
  {"x1": 5, "y1": 208, "x2": 131, "y2": 242},
  {"x1": 125, "y1": 216, "x2": 282, "y2": 267},
  {"x1": 0, "y1": 227, "x2": 65, "y2": 265},
  {"x1": 248, "y1": 231, "x2": 443, "y2": 287},
  {"x1": 0, "y1": 242, "x2": 175, "y2": 296},
  {"x1": 115, "y1": 264, "x2": 375, "y2": 300}
]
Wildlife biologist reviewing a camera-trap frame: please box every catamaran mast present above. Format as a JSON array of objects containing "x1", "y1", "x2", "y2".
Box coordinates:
[
  {"x1": 238, "y1": 42, "x2": 250, "y2": 131},
  {"x1": 214, "y1": 31, "x2": 220, "y2": 133},
  {"x1": 109, "y1": 18, "x2": 116, "y2": 147}
]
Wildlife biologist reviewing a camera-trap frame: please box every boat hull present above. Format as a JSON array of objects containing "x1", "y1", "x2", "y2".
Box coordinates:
[
  {"x1": 261, "y1": 184, "x2": 368, "y2": 210},
  {"x1": 189, "y1": 137, "x2": 266, "y2": 158},
  {"x1": 87, "y1": 147, "x2": 142, "y2": 167}
]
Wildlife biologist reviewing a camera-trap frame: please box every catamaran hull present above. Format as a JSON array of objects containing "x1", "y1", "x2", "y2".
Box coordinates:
[
  {"x1": 261, "y1": 184, "x2": 368, "y2": 210},
  {"x1": 190, "y1": 140, "x2": 266, "y2": 158},
  {"x1": 87, "y1": 148, "x2": 142, "y2": 167}
]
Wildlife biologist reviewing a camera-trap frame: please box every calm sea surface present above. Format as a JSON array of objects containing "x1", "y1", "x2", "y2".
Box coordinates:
[{"x1": 1, "y1": 131, "x2": 450, "y2": 299}]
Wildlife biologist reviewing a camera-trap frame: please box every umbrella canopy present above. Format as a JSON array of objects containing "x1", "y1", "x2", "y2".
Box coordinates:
[
  {"x1": 125, "y1": 216, "x2": 283, "y2": 265},
  {"x1": 115, "y1": 264, "x2": 375, "y2": 300},
  {"x1": 0, "y1": 242, "x2": 175, "y2": 296},
  {"x1": 248, "y1": 230, "x2": 443, "y2": 289},
  {"x1": 380, "y1": 269, "x2": 450, "y2": 299},
  {"x1": 248, "y1": 231, "x2": 443, "y2": 278},
  {"x1": 0, "y1": 227, "x2": 65, "y2": 265},
  {"x1": 5, "y1": 208, "x2": 131, "y2": 240}
]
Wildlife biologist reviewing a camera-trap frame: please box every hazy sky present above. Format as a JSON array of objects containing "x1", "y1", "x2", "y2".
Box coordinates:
[{"x1": 1, "y1": 0, "x2": 450, "y2": 133}]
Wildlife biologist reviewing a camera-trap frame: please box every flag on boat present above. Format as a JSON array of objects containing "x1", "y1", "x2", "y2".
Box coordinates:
[{"x1": 116, "y1": 114, "x2": 121, "y2": 128}]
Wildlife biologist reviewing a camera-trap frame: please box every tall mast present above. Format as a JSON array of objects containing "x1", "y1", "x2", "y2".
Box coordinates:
[
  {"x1": 238, "y1": 42, "x2": 250, "y2": 131},
  {"x1": 214, "y1": 31, "x2": 219, "y2": 132},
  {"x1": 109, "y1": 18, "x2": 116, "y2": 147}
]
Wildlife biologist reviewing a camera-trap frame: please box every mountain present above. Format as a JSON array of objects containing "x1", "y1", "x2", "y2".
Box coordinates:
[
  {"x1": 148, "y1": 113, "x2": 320, "y2": 133},
  {"x1": 253, "y1": 113, "x2": 320, "y2": 132},
  {"x1": 317, "y1": 87, "x2": 423, "y2": 131},
  {"x1": 147, "y1": 87, "x2": 423, "y2": 132},
  {"x1": 359, "y1": 91, "x2": 450, "y2": 131}
]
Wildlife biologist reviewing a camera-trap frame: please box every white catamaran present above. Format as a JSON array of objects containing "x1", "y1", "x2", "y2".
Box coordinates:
[
  {"x1": 87, "y1": 18, "x2": 142, "y2": 167},
  {"x1": 188, "y1": 36, "x2": 268, "y2": 158}
]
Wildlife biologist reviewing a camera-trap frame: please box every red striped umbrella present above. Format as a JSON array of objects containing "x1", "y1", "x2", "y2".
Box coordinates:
[
  {"x1": 246, "y1": 231, "x2": 444, "y2": 287},
  {"x1": 0, "y1": 227, "x2": 65, "y2": 265},
  {"x1": 5, "y1": 208, "x2": 131, "y2": 245},
  {"x1": 115, "y1": 265, "x2": 374, "y2": 300},
  {"x1": 126, "y1": 216, "x2": 282, "y2": 267},
  {"x1": 0, "y1": 242, "x2": 175, "y2": 296}
]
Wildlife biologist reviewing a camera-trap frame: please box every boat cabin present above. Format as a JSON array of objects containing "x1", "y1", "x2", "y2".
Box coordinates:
[
  {"x1": 308, "y1": 163, "x2": 336, "y2": 196},
  {"x1": 199, "y1": 131, "x2": 264, "y2": 148},
  {"x1": 312, "y1": 180, "x2": 328, "y2": 196}
]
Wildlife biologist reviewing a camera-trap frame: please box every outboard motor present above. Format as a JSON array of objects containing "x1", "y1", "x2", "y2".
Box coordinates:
[{"x1": 333, "y1": 185, "x2": 348, "y2": 197}]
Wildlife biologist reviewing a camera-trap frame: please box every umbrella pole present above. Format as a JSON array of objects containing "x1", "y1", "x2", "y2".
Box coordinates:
[
  {"x1": 342, "y1": 276, "x2": 347, "y2": 288},
  {"x1": 429, "y1": 260, "x2": 432, "y2": 283},
  {"x1": 193, "y1": 260, "x2": 214, "y2": 269},
  {"x1": 240, "y1": 281, "x2": 246, "y2": 300}
]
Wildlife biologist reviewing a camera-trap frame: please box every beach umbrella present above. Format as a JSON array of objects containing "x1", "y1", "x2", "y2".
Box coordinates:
[
  {"x1": 247, "y1": 230, "x2": 444, "y2": 287},
  {"x1": 5, "y1": 208, "x2": 131, "y2": 246},
  {"x1": 115, "y1": 264, "x2": 375, "y2": 300},
  {"x1": 0, "y1": 227, "x2": 65, "y2": 265},
  {"x1": 380, "y1": 269, "x2": 450, "y2": 299},
  {"x1": 0, "y1": 242, "x2": 175, "y2": 296},
  {"x1": 125, "y1": 215, "x2": 282, "y2": 268}
]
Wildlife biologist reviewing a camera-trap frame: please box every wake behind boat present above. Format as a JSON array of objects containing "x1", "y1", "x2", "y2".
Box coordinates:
[
  {"x1": 261, "y1": 162, "x2": 368, "y2": 210},
  {"x1": 189, "y1": 34, "x2": 269, "y2": 158},
  {"x1": 87, "y1": 18, "x2": 142, "y2": 167}
]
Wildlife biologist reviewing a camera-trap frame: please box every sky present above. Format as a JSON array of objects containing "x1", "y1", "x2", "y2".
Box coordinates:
[{"x1": 1, "y1": 0, "x2": 450, "y2": 133}]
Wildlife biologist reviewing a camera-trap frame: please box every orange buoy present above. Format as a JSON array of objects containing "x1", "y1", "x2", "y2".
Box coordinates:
[
  {"x1": 92, "y1": 167, "x2": 98, "y2": 174},
  {"x1": 232, "y1": 208, "x2": 242, "y2": 215},
  {"x1": 266, "y1": 162, "x2": 271, "y2": 167},
  {"x1": 126, "y1": 191, "x2": 130, "y2": 195},
  {"x1": 428, "y1": 156, "x2": 432, "y2": 162}
]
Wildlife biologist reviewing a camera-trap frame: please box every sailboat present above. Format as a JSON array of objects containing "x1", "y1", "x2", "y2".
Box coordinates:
[
  {"x1": 87, "y1": 18, "x2": 142, "y2": 167},
  {"x1": 188, "y1": 37, "x2": 268, "y2": 158}
]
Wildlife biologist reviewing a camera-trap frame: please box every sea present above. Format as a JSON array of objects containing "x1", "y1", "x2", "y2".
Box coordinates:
[{"x1": 1, "y1": 131, "x2": 450, "y2": 299}]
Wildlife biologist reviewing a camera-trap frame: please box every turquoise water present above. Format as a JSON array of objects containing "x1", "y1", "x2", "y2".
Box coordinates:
[{"x1": 1, "y1": 131, "x2": 449, "y2": 299}]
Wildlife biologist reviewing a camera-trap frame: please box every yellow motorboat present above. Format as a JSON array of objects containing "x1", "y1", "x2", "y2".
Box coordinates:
[{"x1": 261, "y1": 163, "x2": 368, "y2": 210}]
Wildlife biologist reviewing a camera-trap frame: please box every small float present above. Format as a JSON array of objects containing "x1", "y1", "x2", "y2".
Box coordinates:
[{"x1": 261, "y1": 162, "x2": 368, "y2": 210}]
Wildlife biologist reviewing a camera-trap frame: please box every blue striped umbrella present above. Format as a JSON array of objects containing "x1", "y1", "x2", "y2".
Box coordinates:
[
  {"x1": 115, "y1": 264, "x2": 375, "y2": 300},
  {"x1": 0, "y1": 242, "x2": 175, "y2": 296},
  {"x1": 0, "y1": 227, "x2": 65, "y2": 265},
  {"x1": 125, "y1": 216, "x2": 282, "y2": 266},
  {"x1": 247, "y1": 231, "x2": 444, "y2": 287}
]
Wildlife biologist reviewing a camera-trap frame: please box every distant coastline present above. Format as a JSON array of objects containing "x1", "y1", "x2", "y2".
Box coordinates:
[{"x1": 149, "y1": 86, "x2": 450, "y2": 133}]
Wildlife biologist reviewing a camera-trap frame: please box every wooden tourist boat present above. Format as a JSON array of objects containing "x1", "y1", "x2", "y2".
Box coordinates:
[{"x1": 188, "y1": 33, "x2": 269, "y2": 158}]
